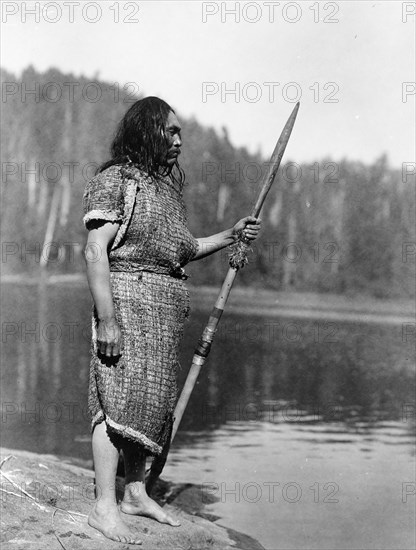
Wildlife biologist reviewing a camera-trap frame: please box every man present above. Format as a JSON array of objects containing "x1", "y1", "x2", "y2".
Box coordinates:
[{"x1": 83, "y1": 97, "x2": 260, "y2": 544}]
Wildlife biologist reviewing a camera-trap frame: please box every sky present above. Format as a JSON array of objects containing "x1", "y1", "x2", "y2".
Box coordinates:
[{"x1": 2, "y1": 0, "x2": 415, "y2": 168}]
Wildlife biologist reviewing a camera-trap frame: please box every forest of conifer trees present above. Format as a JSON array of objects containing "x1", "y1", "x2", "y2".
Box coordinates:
[{"x1": 1, "y1": 67, "x2": 414, "y2": 299}]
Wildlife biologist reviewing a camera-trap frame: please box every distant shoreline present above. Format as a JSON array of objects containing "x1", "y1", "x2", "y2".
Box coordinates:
[
  {"x1": 188, "y1": 285, "x2": 414, "y2": 326},
  {"x1": 1, "y1": 274, "x2": 414, "y2": 325}
]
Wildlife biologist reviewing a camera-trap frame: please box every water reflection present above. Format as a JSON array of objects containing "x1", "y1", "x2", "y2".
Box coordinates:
[
  {"x1": 1, "y1": 282, "x2": 415, "y2": 460},
  {"x1": 179, "y1": 309, "x2": 415, "y2": 437},
  {"x1": 1, "y1": 280, "x2": 91, "y2": 458}
]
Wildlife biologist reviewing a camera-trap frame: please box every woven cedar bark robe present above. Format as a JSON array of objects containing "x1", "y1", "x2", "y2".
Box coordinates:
[{"x1": 83, "y1": 165, "x2": 198, "y2": 455}]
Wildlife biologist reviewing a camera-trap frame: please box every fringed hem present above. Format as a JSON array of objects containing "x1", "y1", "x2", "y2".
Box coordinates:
[
  {"x1": 91, "y1": 410, "x2": 104, "y2": 430},
  {"x1": 91, "y1": 411, "x2": 163, "y2": 455},
  {"x1": 83, "y1": 209, "x2": 122, "y2": 228}
]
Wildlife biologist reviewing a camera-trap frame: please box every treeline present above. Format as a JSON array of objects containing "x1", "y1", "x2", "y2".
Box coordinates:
[{"x1": 1, "y1": 67, "x2": 414, "y2": 299}]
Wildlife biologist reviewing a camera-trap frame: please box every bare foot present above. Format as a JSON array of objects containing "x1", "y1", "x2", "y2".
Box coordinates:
[
  {"x1": 88, "y1": 502, "x2": 143, "y2": 544},
  {"x1": 121, "y1": 482, "x2": 180, "y2": 527}
]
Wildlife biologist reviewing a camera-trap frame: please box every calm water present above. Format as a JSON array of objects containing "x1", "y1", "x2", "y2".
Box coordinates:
[{"x1": 1, "y1": 281, "x2": 415, "y2": 549}]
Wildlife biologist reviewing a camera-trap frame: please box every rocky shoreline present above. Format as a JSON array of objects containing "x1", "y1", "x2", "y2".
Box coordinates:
[{"x1": 0, "y1": 448, "x2": 265, "y2": 550}]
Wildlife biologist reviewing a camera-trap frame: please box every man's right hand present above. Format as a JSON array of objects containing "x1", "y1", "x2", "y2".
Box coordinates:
[{"x1": 97, "y1": 318, "x2": 122, "y2": 357}]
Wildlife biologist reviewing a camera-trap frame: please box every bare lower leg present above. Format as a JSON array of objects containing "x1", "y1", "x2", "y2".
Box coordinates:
[
  {"x1": 120, "y1": 443, "x2": 180, "y2": 526},
  {"x1": 88, "y1": 422, "x2": 142, "y2": 544}
]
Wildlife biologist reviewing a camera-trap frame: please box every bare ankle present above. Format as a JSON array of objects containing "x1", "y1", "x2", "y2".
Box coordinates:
[
  {"x1": 124, "y1": 481, "x2": 147, "y2": 498},
  {"x1": 93, "y1": 498, "x2": 118, "y2": 513}
]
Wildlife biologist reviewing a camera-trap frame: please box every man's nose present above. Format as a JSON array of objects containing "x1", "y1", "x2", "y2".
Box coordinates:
[{"x1": 173, "y1": 134, "x2": 182, "y2": 147}]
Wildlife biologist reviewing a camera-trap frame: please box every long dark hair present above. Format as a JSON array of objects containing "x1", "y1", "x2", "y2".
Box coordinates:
[{"x1": 98, "y1": 96, "x2": 185, "y2": 187}]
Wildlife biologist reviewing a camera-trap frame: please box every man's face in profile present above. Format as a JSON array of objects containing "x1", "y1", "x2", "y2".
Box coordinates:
[{"x1": 163, "y1": 111, "x2": 182, "y2": 167}]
